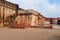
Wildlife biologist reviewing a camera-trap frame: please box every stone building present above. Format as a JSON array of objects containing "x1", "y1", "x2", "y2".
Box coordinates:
[
  {"x1": 0, "y1": 0, "x2": 19, "y2": 26},
  {"x1": 0, "y1": 0, "x2": 53, "y2": 28},
  {"x1": 51, "y1": 18, "x2": 60, "y2": 25},
  {"x1": 11, "y1": 9, "x2": 45, "y2": 28}
]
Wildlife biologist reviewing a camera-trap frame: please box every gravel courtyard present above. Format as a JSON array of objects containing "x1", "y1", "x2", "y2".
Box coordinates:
[{"x1": 0, "y1": 27, "x2": 60, "y2": 40}]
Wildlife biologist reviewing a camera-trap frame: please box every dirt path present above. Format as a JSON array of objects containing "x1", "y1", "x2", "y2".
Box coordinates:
[{"x1": 0, "y1": 27, "x2": 60, "y2": 40}]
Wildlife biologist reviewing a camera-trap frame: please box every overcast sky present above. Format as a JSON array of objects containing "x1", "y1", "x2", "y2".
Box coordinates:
[{"x1": 6, "y1": 0, "x2": 60, "y2": 18}]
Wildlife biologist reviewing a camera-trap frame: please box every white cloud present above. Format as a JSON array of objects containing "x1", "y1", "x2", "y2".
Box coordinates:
[{"x1": 6, "y1": 0, "x2": 60, "y2": 18}]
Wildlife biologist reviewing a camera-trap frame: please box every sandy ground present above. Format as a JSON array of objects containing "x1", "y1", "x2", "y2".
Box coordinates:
[{"x1": 0, "y1": 27, "x2": 60, "y2": 40}]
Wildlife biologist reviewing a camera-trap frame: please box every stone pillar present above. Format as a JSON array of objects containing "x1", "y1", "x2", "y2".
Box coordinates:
[
  {"x1": 22, "y1": 15, "x2": 27, "y2": 28},
  {"x1": 30, "y1": 15, "x2": 36, "y2": 26},
  {"x1": 35, "y1": 16, "x2": 38, "y2": 26}
]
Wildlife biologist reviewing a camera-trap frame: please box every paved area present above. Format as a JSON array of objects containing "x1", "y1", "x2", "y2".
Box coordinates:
[
  {"x1": 0, "y1": 27, "x2": 60, "y2": 40},
  {"x1": 53, "y1": 25, "x2": 60, "y2": 29}
]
